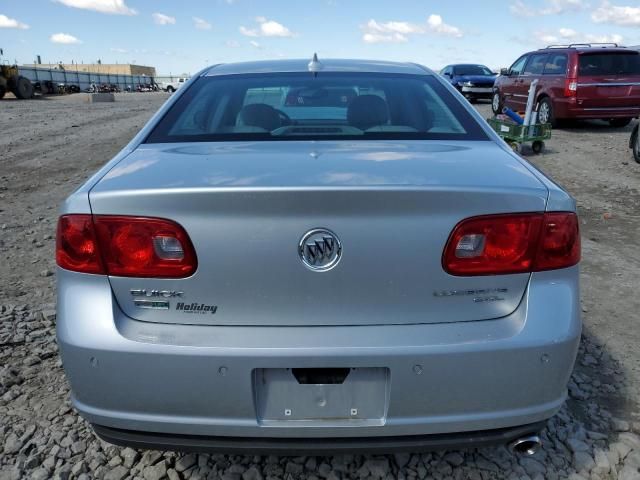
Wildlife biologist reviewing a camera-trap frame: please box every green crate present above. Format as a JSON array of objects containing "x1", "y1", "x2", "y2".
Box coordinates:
[{"x1": 486, "y1": 118, "x2": 552, "y2": 143}]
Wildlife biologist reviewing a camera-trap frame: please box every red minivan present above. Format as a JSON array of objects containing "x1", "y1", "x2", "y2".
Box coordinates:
[{"x1": 493, "y1": 44, "x2": 640, "y2": 127}]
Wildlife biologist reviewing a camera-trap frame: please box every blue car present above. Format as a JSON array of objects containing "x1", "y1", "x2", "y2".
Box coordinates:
[{"x1": 440, "y1": 64, "x2": 497, "y2": 103}]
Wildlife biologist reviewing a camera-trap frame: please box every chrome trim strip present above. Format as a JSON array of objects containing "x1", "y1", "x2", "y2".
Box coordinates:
[
  {"x1": 580, "y1": 106, "x2": 640, "y2": 111},
  {"x1": 577, "y1": 82, "x2": 640, "y2": 87}
]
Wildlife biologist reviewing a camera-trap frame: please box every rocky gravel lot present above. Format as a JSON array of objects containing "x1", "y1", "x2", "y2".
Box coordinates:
[{"x1": 1, "y1": 94, "x2": 640, "y2": 479}]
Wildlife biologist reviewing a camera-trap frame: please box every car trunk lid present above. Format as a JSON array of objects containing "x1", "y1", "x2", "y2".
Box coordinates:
[{"x1": 89, "y1": 140, "x2": 547, "y2": 326}]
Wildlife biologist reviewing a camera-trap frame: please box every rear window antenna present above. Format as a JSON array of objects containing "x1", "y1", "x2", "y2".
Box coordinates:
[{"x1": 308, "y1": 53, "x2": 323, "y2": 76}]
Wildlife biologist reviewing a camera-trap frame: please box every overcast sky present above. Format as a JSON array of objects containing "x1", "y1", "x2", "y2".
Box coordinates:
[{"x1": 1, "y1": 0, "x2": 639, "y2": 75}]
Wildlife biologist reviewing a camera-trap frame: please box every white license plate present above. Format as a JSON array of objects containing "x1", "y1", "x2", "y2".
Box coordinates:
[{"x1": 255, "y1": 367, "x2": 389, "y2": 425}]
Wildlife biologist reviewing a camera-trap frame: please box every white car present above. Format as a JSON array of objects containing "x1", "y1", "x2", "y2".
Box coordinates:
[{"x1": 160, "y1": 77, "x2": 189, "y2": 93}]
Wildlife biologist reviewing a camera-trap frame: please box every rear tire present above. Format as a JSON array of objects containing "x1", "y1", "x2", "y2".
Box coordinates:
[
  {"x1": 12, "y1": 76, "x2": 33, "y2": 99},
  {"x1": 537, "y1": 97, "x2": 556, "y2": 127},
  {"x1": 166, "y1": 86, "x2": 175, "y2": 93},
  {"x1": 491, "y1": 92, "x2": 503, "y2": 115},
  {"x1": 609, "y1": 118, "x2": 632, "y2": 128},
  {"x1": 632, "y1": 126, "x2": 640, "y2": 164},
  {"x1": 0, "y1": 84, "x2": 5, "y2": 100}
]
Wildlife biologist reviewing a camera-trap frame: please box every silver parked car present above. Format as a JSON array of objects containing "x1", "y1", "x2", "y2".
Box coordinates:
[{"x1": 56, "y1": 58, "x2": 581, "y2": 454}]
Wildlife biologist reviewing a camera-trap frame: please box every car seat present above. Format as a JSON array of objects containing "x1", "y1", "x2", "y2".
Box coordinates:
[
  {"x1": 347, "y1": 95, "x2": 389, "y2": 130},
  {"x1": 237, "y1": 103, "x2": 282, "y2": 131}
]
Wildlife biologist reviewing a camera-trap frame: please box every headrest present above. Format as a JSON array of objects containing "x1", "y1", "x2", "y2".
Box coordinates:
[
  {"x1": 238, "y1": 103, "x2": 281, "y2": 131},
  {"x1": 347, "y1": 95, "x2": 389, "y2": 130}
]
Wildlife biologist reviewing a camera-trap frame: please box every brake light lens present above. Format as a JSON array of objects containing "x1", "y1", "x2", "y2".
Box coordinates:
[
  {"x1": 56, "y1": 215, "x2": 104, "y2": 274},
  {"x1": 564, "y1": 78, "x2": 577, "y2": 97},
  {"x1": 56, "y1": 215, "x2": 197, "y2": 278},
  {"x1": 443, "y1": 212, "x2": 580, "y2": 276},
  {"x1": 533, "y1": 212, "x2": 581, "y2": 271}
]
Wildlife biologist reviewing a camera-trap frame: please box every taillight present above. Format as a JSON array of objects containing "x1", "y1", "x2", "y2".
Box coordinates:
[
  {"x1": 443, "y1": 212, "x2": 580, "y2": 276},
  {"x1": 564, "y1": 78, "x2": 577, "y2": 97},
  {"x1": 56, "y1": 215, "x2": 197, "y2": 278},
  {"x1": 56, "y1": 215, "x2": 104, "y2": 274},
  {"x1": 533, "y1": 212, "x2": 581, "y2": 271}
]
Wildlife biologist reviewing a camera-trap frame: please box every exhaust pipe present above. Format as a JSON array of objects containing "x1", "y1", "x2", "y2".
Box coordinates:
[{"x1": 508, "y1": 435, "x2": 542, "y2": 456}]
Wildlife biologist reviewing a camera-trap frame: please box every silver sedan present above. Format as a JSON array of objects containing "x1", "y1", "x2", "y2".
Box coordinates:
[{"x1": 56, "y1": 57, "x2": 581, "y2": 454}]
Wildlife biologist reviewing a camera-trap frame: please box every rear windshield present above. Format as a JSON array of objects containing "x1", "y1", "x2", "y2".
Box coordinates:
[
  {"x1": 578, "y1": 52, "x2": 640, "y2": 76},
  {"x1": 452, "y1": 65, "x2": 493, "y2": 76},
  {"x1": 145, "y1": 72, "x2": 487, "y2": 143}
]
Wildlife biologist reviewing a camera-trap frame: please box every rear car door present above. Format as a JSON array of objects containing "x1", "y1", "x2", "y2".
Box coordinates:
[
  {"x1": 542, "y1": 53, "x2": 569, "y2": 99},
  {"x1": 517, "y1": 53, "x2": 548, "y2": 110},
  {"x1": 576, "y1": 51, "x2": 640, "y2": 110},
  {"x1": 501, "y1": 55, "x2": 528, "y2": 110}
]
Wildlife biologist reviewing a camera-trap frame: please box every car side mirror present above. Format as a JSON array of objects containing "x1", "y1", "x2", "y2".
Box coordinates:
[
  {"x1": 500, "y1": 68, "x2": 510, "y2": 76},
  {"x1": 443, "y1": 72, "x2": 451, "y2": 77}
]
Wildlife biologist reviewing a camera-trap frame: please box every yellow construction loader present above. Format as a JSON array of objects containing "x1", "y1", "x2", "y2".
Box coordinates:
[{"x1": 0, "y1": 49, "x2": 34, "y2": 99}]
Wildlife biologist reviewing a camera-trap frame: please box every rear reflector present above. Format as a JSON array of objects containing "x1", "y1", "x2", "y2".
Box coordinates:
[
  {"x1": 56, "y1": 215, "x2": 197, "y2": 278},
  {"x1": 443, "y1": 212, "x2": 580, "y2": 276}
]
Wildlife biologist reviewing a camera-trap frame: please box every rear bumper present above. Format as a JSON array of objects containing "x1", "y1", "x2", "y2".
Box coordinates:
[
  {"x1": 57, "y1": 266, "x2": 581, "y2": 446},
  {"x1": 93, "y1": 421, "x2": 546, "y2": 454},
  {"x1": 554, "y1": 98, "x2": 640, "y2": 119}
]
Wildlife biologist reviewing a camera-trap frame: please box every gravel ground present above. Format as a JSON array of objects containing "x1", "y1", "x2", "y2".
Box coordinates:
[{"x1": 1, "y1": 94, "x2": 640, "y2": 480}]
